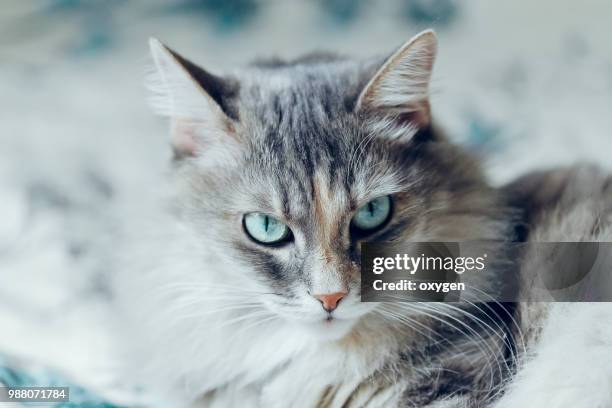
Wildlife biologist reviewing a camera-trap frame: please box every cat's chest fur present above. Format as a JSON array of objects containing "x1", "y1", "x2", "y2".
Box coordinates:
[{"x1": 195, "y1": 312, "x2": 394, "y2": 407}]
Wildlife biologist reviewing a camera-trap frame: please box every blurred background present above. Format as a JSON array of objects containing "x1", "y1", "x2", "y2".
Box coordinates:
[{"x1": 1, "y1": 0, "x2": 611, "y2": 404}]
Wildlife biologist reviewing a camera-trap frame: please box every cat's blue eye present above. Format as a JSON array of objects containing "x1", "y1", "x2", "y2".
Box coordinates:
[
  {"x1": 243, "y1": 213, "x2": 291, "y2": 245},
  {"x1": 352, "y1": 196, "x2": 392, "y2": 231}
]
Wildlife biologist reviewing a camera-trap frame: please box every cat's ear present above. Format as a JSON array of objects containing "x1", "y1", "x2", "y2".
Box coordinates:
[
  {"x1": 356, "y1": 30, "x2": 437, "y2": 133},
  {"x1": 147, "y1": 38, "x2": 239, "y2": 158}
]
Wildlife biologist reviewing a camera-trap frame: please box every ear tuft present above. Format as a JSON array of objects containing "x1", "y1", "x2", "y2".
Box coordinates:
[
  {"x1": 356, "y1": 30, "x2": 437, "y2": 131},
  {"x1": 147, "y1": 37, "x2": 182, "y2": 117}
]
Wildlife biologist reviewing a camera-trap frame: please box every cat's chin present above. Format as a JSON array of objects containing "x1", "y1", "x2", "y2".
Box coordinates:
[{"x1": 293, "y1": 317, "x2": 357, "y2": 342}]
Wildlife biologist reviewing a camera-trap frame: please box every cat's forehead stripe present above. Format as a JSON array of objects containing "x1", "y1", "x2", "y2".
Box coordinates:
[{"x1": 311, "y1": 171, "x2": 347, "y2": 245}]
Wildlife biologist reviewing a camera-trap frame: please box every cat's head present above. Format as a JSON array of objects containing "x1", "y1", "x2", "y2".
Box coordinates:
[{"x1": 148, "y1": 30, "x2": 504, "y2": 341}]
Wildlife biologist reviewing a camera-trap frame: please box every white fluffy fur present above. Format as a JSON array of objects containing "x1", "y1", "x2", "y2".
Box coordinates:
[
  {"x1": 113, "y1": 204, "x2": 402, "y2": 407},
  {"x1": 493, "y1": 303, "x2": 612, "y2": 408}
]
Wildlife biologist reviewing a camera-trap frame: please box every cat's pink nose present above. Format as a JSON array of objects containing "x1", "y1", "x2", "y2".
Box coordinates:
[{"x1": 313, "y1": 292, "x2": 347, "y2": 312}]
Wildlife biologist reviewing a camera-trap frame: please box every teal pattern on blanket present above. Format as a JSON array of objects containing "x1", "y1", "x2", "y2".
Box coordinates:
[{"x1": 0, "y1": 356, "x2": 123, "y2": 407}]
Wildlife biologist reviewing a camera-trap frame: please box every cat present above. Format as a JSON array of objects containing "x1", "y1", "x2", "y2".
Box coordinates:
[{"x1": 112, "y1": 30, "x2": 612, "y2": 407}]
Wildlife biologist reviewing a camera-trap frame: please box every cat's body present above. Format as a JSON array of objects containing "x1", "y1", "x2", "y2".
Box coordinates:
[
  {"x1": 494, "y1": 166, "x2": 612, "y2": 408},
  {"x1": 113, "y1": 31, "x2": 612, "y2": 407}
]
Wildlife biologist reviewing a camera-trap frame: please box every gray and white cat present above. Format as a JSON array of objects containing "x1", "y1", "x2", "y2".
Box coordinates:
[{"x1": 113, "y1": 30, "x2": 612, "y2": 407}]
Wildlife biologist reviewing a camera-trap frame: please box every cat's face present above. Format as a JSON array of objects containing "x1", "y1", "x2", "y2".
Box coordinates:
[{"x1": 149, "y1": 31, "x2": 502, "y2": 341}]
